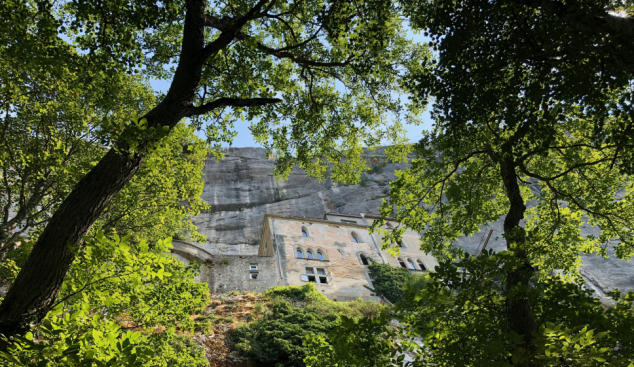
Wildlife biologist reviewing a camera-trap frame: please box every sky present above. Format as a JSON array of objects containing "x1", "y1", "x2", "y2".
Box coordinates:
[{"x1": 148, "y1": 33, "x2": 433, "y2": 148}]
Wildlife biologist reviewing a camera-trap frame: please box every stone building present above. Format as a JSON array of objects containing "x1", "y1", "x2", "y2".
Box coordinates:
[{"x1": 172, "y1": 212, "x2": 438, "y2": 301}]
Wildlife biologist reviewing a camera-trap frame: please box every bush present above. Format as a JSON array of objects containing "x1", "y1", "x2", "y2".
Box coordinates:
[
  {"x1": 368, "y1": 262, "x2": 431, "y2": 305},
  {"x1": 234, "y1": 284, "x2": 383, "y2": 367},
  {"x1": 265, "y1": 283, "x2": 323, "y2": 301},
  {"x1": 152, "y1": 334, "x2": 208, "y2": 367}
]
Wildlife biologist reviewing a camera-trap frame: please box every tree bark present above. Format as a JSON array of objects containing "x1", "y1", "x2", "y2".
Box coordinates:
[
  {"x1": 499, "y1": 157, "x2": 538, "y2": 367},
  {"x1": 0, "y1": 0, "x2": 210, "y2": 341}
]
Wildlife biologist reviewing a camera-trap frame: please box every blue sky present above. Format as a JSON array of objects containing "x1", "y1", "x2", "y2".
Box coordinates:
[{"x1": 149, "y1": 33, "x2": 433, "y2": 147}]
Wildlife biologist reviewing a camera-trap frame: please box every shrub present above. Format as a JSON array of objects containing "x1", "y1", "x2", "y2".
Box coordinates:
[
  {"x1": 234, "y1": 284, "x2": 384, "y2": 367},
  {"x1": 368, "y1": 262, "x2": 430, "y2": 304},
  {"x1": 265, "y1": 283, "x2": 323, "y2": 301},
  {"x1": 152, "y1": 334, "x2": 208, "y2": 367}
]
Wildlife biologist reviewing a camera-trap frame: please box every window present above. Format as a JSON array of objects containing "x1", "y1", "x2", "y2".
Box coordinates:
[
  {"x1": 302, "y1": 229, "x2": 308, "y2": 237},
  {"x1": 367, "y1": 272, "x2": 376, "y2": 288},
  {"x1": 301, "y1": 267, "x2": 331, "y2": 284},
  {"x1": 417, "y1": 260, "x2": 426, "y2": 271},
  {"x1": 317, "y1": 251, "x2": 325, "y2": 261},
  {"x1": 408, "y1": 259, "x2": 416, "y2": 270},
  {"x1": 249, "y1": 273, "x2": 259, "y2": 280},
  {"x1": 360, "y1": 254, "x2": 369, "y2": 266},
  {"x1": 352, "y1": 233, "x2": 359, "y2": 243},
  {"x1": 342, "y1": 220, "x2": 357, "y2": 224},
  {"x1": 398, "y1": 259, "x2": 407, "y2": 268},
  {"x1": 297, "y1": 248, "x2": 304, "y2": 258},
  {"x1": 398, "y1": 240, "x2": 404, "y2": 248},
  {"x1": 386, "y1": 223, "x2": 393, "y2": 229},
  {"x1": 307, "y1": 250, "x2": 314, "y2": 259},
  {"x1": 249, "y1": 264, "x2": 259, "y2": 271}
]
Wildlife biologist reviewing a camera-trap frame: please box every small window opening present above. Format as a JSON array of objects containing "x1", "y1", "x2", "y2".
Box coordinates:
[
  {"x1": 297, "y1": 249, "x2": 304, "y2": 258},
  {"x1": 398, "y1": 259, "x2": 406, "y2": 268},
  {"x1": 249, "y1": 273, "x2": 259, "y2": 280},
  {"x1": 303, "y1": 267, "x2": 329, "y2": 284},
  {"x1": 417, "y1": 260, "x2": 426, "y2": 271},
  {"x1": 249, "y1": 264, "x2": 258, "y2": 271},
  {"x1": 360, "y1": 254, "x2": 369, "y2": 266},
  {"x1": 386, "y1": 223, "x2": 393, "y2": 229},
  {"x1": 352, "y1": 234, "x2": 359, "y2": 243},
  {"x1": 307, "y1": 250, "x2": 314, "y2": 259},
  {"x1": 408, "y1": 259, "x2": 416, "y2": 270},
  {"x1": 302, "y1": 229, "x2": 308, "y2": 237},
  {"x1": 398, "y1": 241, "x2": 404, "y2": 248},
  {"x1": 368, "y1": 273, "x2": 376, "y2": 288},
  {"x1": 317, "y1": 251, "x2": 324, "y2": 261}
]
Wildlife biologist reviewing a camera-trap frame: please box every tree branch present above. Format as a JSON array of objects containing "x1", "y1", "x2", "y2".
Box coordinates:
[{"x1": 183, "y1": 97, "x2": 282, "y2": 117}]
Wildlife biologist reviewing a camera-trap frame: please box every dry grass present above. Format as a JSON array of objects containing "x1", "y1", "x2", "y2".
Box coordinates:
[{"x1": 190, "y1": 293, "x2": 266, "y2": 366}]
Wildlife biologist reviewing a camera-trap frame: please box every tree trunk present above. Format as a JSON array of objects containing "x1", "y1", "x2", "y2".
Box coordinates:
[
  {"x1": 0, "y1": 0, "x2": 209, "y2": 342},
  {"x1": 499, "y1": 158, "x2": 538, "y2": 367}
]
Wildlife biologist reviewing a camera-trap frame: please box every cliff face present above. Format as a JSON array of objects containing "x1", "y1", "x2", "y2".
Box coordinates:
[
  {"x1": 192, "y1": 147, "x2": 408, "y2": 253},
  {"x1": 192, "y1": 147, "x2": 634, "y2": 298}
]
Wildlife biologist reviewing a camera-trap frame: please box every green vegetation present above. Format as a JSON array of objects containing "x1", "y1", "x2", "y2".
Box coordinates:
[
  {"x1": 367, "y1": 262, "x2": 429, "y2": 304},
  {"x1": 308, "y1": 253, "x2": 634, "y2": 366},
  {"x1": 0, "y1": 233, "x2": 209, "y2": 366},
  {"x1": 233, "y1": 284, "x2": 383, "y2": 367}
]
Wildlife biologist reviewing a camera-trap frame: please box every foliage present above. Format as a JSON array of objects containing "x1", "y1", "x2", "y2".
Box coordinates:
[
  {"x1": 0, "y1": 15, "x2": 208, "y2": 254},
  {"x1": 0, "y1": 232, "x2": 209, "y2": 366},
  {"x1": 367, "y1": 262, "x2": 429, "y2": 305},
  {"x1": 33, "y1": 0, "x2": 428, "y2": 180},
  {"x1": 303, "y1": 312, "x2": 404, "y2": 367},
  {"x1": 152, "y1": 334, "x2": 208, "y2": 367},
  {"x1": 309, "y1": 252, "x2": 634, "y2": 366},
  {"x1": 95, "y1": 123, "x2": 209, "y2": 244},
  {"x1": 233, "y1": 284, "x2": 382, "y2": 367},
  {"x1": 401, "y1": 0, "x2": 634, "y2": 173}
]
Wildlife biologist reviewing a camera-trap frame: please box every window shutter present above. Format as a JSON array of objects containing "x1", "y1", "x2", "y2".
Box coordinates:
[
  {"x1": 301, "y1": 275, "x2": 309, "y2": 282},
  {"x1": 325, "y1": 273, "x2": 333, "y2": 284}
]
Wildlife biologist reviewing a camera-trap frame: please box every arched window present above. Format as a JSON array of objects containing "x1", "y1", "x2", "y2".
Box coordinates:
[
  {"x1": 302, "y1": 228, "x2": 309, "y2": 237},
  {"x1": 317, "y1": 251, "x2": 325, "y2": 261},
  {"x1": 297, "y1": 249, "x2": 304, "y2": 258},
  {"x1": 307, "y1": 250, "x2": 314, "y2": 259},
  {"x1": 352, "y1": 233, "x2": 359, "y2": 243},
  {"x1": 417, "y1": 260, "x2": 426, "y2": 271},
  {"x1": 408, "y1": 259, "x2": 416, "y2": 270},
  {"x1": 398, "y1": 240, "x2": 404, "y2": 248},
  {"x1": 360, "y1": 254, "x2": 369, "y2": 265},
  {"x1": 398, "y1": 259, "x2": 406, "y2": 268}
]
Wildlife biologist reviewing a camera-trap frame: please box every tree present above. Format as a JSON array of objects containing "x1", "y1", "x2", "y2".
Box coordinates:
[
  {"x1": 366, "y1": 1, "x2": 634, "y2": 365},
  {"x1": 401, "y1": 0, "x2": 634, "y2": 173},
  {"x1": 0, "y1": 0, "x2": 423, "y2": 339},
  {"x1": 380, "y1": 84, "x2": 634, "y2": 365}
]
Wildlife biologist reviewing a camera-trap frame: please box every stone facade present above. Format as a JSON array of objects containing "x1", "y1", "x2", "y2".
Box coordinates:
[{"x1": 173, "y1": 213, "x2": 439, "y2": 301}]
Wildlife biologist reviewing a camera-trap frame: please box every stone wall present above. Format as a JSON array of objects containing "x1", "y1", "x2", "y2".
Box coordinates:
[
  {"x1": 204, "y1": 255, "x2": 278, "y2": 294},
  {"x1": 270, "y1": 216, "x2": 383, "y2": 301}
]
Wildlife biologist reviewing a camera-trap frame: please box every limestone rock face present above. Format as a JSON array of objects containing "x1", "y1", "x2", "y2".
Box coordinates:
[
  {"x1": 192, "y1": 147, "x2": 407, "y2": 254},
  {"x1": 192, "y1": 147, "x2": 634, "y2": 297}
]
